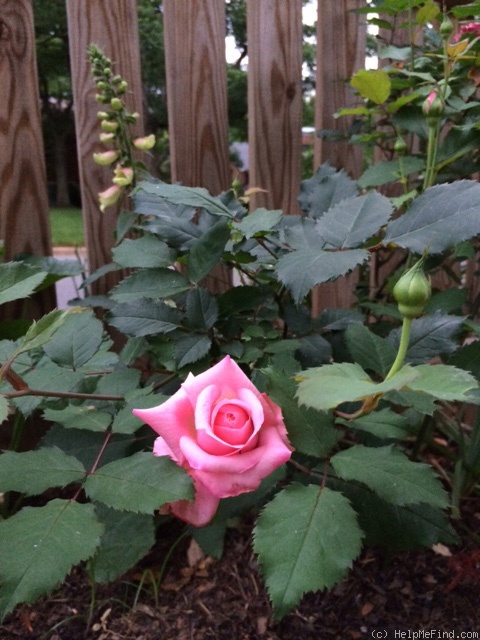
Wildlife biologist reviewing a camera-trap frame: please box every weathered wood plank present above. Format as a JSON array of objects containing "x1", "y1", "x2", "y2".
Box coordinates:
[
  {"x1": 312, "y1": 0, "x2": 366, "y2": 315},
  {"x1": 163, "y1": 0, "x2": 231, "y2": 293},
  {"x1": 0, "y1": 0, "x2": 55, "y2": 317},
  {"x1": 314, "y1": 0, "x2": 366, "y2": 179},
  {"x1": 247, "y1": 0, "x2": 303, "y2": 214},
  {"x1": 66, "y1": 0, "x2": 145, "y2": 292},
  {"x1": 163, "y1": 0, "x2": 231, "y2": 194}
]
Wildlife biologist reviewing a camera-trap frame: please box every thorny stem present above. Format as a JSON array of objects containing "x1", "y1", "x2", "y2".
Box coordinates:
[{"x1": 3, "y1": 388, "x2": 125, "y2": 402}]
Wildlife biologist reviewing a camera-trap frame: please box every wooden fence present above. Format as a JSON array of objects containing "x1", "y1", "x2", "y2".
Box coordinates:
[{"x1": 0, "y1": 0, "x2": 366, "y2": 318}]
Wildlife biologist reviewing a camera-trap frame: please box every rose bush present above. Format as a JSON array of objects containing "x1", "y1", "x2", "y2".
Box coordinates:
[{"x1": 133, "y1": 356, "x2": 293, "y2": 527}]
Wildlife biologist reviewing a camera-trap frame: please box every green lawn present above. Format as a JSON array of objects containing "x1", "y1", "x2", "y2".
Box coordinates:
[{"x1": 49, "y1": 207, "x2": 85, "y2": 247}]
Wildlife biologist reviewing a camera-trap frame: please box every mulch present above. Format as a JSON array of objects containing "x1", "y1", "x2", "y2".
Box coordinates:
[{"x1": 3, "y1": 501, "x2": 480, "y2": 640}]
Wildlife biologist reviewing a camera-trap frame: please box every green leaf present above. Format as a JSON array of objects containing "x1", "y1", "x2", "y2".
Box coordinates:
[
  {"x1": 0, "y1": 447, "x2": 85, "y2": 496},
  {"x1": 336, "y1": 481, "x2": 457, "y2": 551},
  {"x1": 358, "y1": 156, "x2": 425, "y2": 189},
  {"x1": 234, "y1": 208, "x2": 283, "y2": 239},
  {"x1": 415, "y1": 0, "x2": 440, "y2": 24},
  {"x1": 387, "y1": 314, "x2": 464, "y2": 364},
  {"x1": 315, "y1": 192, "x2": 393, "y2": 249},
  {"x1": 254, "y1": 484, "x2": 363, "y2": 618},
  {"x1": 95, "y1": 369, "x2": 141, "y2": 397},
  {"x1": 110, "y1": 269, "x2": 190, "y2": 302},
  {"x1": 345, "y1": 324, "x2": 397, "y2": 377},
  {"x1": 0, "y1": 262, "x2": 47, "y2": 305},
  {"x1": 134, "y1": 181, "x2": 235, "y2": 218},
  {"x1": 112, "y1": 390, "x2": 166, "y2": 435},
  {"x1": 383, "y1": 181, "x2": 480, "y2": 254},
  {"x1": 350, "y1": 69, "x2": 391, "y2": 104},
  {"x1": 15, "y1": 362, "x2": 84, "y2": 416},
  {"x1": 174, "y1": 334, "x2": 212, "y2": 368},
  {"x1": 331, "y1": 445, "x2": 448, "y2": 508},
  {"x1": 108, "y1": 300, "x2": 182, "y2": 337},
  {"x1": 16, "y1": 310, "x2": 70, "y2": 355},
  {"x1": 43, "y1": 310, "x2": 104, "y2": 369},
  {"x1": 0, "y1": 395, "x2": 9, "y2": 425},
  {"x1": 343, "y1": 408, "x2": 410, "y2": 441},
  {"x1": 0, "y1": 500, "x2": 103, "y2": 618},
  {"x1": 276, "y1": 248, "x2": 368, "y2": 304},
  {"x1": 187, "y1": 219, "x2": 230, "y2": 283},
  {"x1": 265, "y1": 369, "x2": 339, "y2": 458},
  {"x1": 298, "y1": 164, "x2": 358, "y2": 218},
  {"x1": 112, "y1": 235, "x2": 176, "y2": 268},
  {"x1": 186, "y1": 288, "x2": 218, "y2": 330},
  {"x1": 406, "y1": 364, "x2": 478, "y2": 401},
  {"x1": 43, "y1": 405, "x2": 113, "y2": 432},
  {"x1": 296, "y1": 363, "x2": 418, "y2": 412},
  {"x1": 84, "y1": 452, "x2": 194, "y2": 513},
  {"x1": 90, "y1": 505, "x2": 155, "y2": 584}
]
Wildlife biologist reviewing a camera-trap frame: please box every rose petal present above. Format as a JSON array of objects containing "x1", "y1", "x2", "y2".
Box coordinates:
[
  {"x1": 179, "y1": 426, "x2": 292, "y2": 498},
  {"x1": 182, "y1": 356, "x2": 260, "y2": 406},
  {"x1": 153, "y1": 436, "x2": 178, "y2": 462},
  {"x1": 132, "y1": 390, "x2": 195, "y2": 464},
  {"x1": 168, "y1": 479, "x2": 220, "y2": 527}
]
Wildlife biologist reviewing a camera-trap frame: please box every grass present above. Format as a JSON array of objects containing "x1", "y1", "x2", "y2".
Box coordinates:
[{"x1": 49, "y1": 207, "x2": 85, "y2": 247}]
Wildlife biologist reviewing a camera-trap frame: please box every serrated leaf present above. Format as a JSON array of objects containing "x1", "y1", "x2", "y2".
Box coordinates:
[
  {"x1": 387, "y1": 314, "x2": 464, "y2": 364},
  {"x1": 43, "y1": 405, "x2": 113, "y2": 432},
  {"x1": 187, "y1": 220, "x2": 230, "y2": 283},
  {"x1": 0, "y1": 262, "x2": 47, "y2": 305},
  {"x1": 15, "y1": 362, "x2": 83, "y2": 416},
  {"x1": 112, "y1": 391, "x2": 167, "y2": 435},
  {"x1": 108, "y1": 300, "x2": 182, "y2": 337},
  {"x1": 296, "y1": 363, "x2": 418, "y2": 412},
  {"x1": 406, "y1": 364, "x2": 478, "y2": 401},
  {"x1": 0, "y1": 447, "x2": 85, "y2": 495},
  {"x1": 84, "y1": 452, "x2": 194, "y2": 513},
  {"x1": 174, "y1": 334, "x2": 212, "y2": 368},
  {"x1": 0, "y1": 500, "x2": 103, "y2": 618},
  {"x1": 337, "y1": 480, "x2": 457, "y2": 551},
  {"x1": 234, "y1": 208, "x2": 283, "y2": 239},
  {"x1": 265, "y1": 369, "x2": 339, "y2": 457},
  {"x1": 351, "y1": 69, "x2": 391, "y2": 104},
  {"x1": 134, "y1": 181, "x2": 234, "y2": 218},
  {"x1": 95, "y1": 369, "x2": 141, "y2": 397},
  {"x1": 0, "y1": 395, "x2": 9, "y2": 425},
  {"x1": 186, "y1": 288, "x2": 218, "y2": 330},
  {"x1": 383, "y1": 181, "x2": 480, "y2": 254},
  {"x1": 112, "y1": 235, "x2": 176, "y2": 268},
  {"x1": 43, "y1": 310, "x2": 104, "y2": 369},
  {"x1": 315, "y1": 192, "x2": 393, "y2": 248},
  {"x1": 110, "y1": 269, "x2": 190, "y2": 302},
  {"x1": 344, "y1": 408, "x2": 410, "y2": 441},
  {"x1": 331, "y1": 445, "x2": 448, "y2": 508},
  {"x1": 276, "y1": 248, "x2": 368, "y2": 304},
  {"x1": 254, "y1": 484, "x2": 363, "y2": 618},
  {"x1": 17, "y1": 310, "x2": 70, "y2": 355},
  {"x1": 345, "y1": 324, "x2": 397, "y2": 377},
  {"x1": 358, "y1": 156, "x2": 425, "y2": 189},
  {"x1": 298, "y1": 164, "x2": 358, "y2": 218},
  {"x1": 90, "y1": 505, "x2": 155, "y2": 584}
]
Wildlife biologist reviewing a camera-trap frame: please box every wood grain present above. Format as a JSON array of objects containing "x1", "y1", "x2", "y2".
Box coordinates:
[
  {"x1": 0, "y1": 0, "x2": 55, "y2": 317},
  {"x1": 66, "y1": 0, "x2": 144, "y2": 293},
  {"x1": 314, "y1": 0, "x2": 366, "y2": 179},
  {"x1": 163, "y1": 0, "x2": 231, "y2": 194},
  {"x1": 247, "y1": 0, "x2": 303, "y2": 214}
]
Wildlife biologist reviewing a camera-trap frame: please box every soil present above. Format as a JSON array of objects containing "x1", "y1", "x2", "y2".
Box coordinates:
[{"x1": 2, "y1": 500, "x2": 480, "y2": 640}]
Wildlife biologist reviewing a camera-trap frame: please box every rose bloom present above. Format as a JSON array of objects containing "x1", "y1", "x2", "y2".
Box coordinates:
[{"x1": 133, "y1": 356, "x2": 293, "y2": 527}]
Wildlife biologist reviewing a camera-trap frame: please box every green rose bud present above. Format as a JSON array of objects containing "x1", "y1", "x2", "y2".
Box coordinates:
[
  {"x1": 440, "y1": 16, "x2": 453, "y2": 40},
  {"x1": 394, "y1": 136, "x2": 408, "y2": 156},
  {"x1": 393, "y1": 258, "x2": 431, "y2": 318},
  {"x1": 422, "y1": 91, "x2": 444, "y2": 126}
]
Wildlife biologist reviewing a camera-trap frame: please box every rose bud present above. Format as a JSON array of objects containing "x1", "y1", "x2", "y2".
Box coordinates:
[
  {"x1": 99, "y1": 132, "x2": 116, "y2": 144},
  {"x1": 101, "y1": 120, "x2": 119, "y2": 133},
  {"x1": 393, "y1": 258, "x2": 431, "y2": 318}
]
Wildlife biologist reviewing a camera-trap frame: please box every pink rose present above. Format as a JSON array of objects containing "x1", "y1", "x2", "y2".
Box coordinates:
[{"x1": 133, "y1": 356, "x2": 293, "y2": 527}]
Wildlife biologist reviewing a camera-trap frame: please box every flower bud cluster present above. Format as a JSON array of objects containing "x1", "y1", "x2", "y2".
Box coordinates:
[{"x1": 88, "y1": 44, "x2": 156, "y2": 212}]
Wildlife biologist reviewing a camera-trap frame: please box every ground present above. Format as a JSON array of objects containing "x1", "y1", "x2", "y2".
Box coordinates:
[{"x1": 3, "y1": 501, "x2": 480, "y2": 640}]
